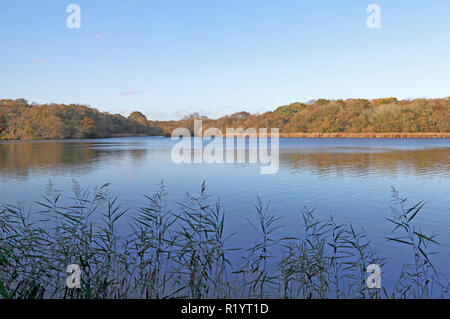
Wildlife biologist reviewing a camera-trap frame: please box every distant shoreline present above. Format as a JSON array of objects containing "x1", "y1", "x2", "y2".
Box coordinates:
[
  {"x1": 277, "y1": 132, "x2": 450, "y2": 138},
  {"x1": 1, "y1": 132, "x2": 450, "y2": 141},
  {"x1": 225, "y1": 132, "x2": 450, "y2": 139},
  {"x1": 88, "y1": 132, "x2": 450, "y2": 139},
  {"x1": 109, "y1": 132, "x2": 450, "y2": 139}
]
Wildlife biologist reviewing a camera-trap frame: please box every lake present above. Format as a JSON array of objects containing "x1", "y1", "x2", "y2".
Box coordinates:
[{"x1": 0, "y1": 137, "x2": 449, "y2": 291}]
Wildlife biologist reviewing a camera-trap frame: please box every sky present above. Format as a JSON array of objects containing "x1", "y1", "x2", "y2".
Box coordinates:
[{"x1": 0, "y1": 0, "x2": 449, "y2": 120}]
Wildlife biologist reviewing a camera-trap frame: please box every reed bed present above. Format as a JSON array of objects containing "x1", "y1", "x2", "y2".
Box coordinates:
[{"x1": 0, "y1": 182, "x2": 447, "y2": 299}]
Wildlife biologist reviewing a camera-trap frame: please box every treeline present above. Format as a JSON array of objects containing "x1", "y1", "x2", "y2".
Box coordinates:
[
  {"x1": 0, "y1": 99, "x2": 163, "y2": 140},
  {"x1": 153, "y1": 97, "x2": 449, "y2": 136},
  {"x1": 1, "y1": 97, "x2": 449, "y2": 140}
]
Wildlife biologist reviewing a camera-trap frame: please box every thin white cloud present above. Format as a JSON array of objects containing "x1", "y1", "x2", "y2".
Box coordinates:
[
  {"x1": 120, "y1": 89, "x2": 143, "y2": 96},
  {"x1": 32, "y1": 59, "x2": 47, "y2": 64}
]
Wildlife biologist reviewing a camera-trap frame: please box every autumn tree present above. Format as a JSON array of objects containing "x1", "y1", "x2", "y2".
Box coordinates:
[
  {"x1": 82, "y1": 116, "x2": 96, "y2": 137},
  {"x1": 128, "y1": 111, "x2": 148, "y2": 125},
  {"x1": 0, "y1": 97, "x2": 448, "y2": 140}
]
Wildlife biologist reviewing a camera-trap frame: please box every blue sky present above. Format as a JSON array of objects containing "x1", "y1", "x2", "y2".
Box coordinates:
[{"x1": 0, "y1": 0, "x2": 449, "y2": 120}]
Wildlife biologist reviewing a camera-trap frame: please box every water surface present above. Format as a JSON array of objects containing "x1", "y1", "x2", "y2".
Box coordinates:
[{"x1": 1, "y1": 137, "x2": 449, "y2": 288}]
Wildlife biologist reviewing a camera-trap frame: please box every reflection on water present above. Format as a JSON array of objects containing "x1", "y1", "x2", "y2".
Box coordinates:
[
  {"x1": 1, "y1": 138, "x2": 449, "y2": 180},
  {"x1": 281, "y1": 148, "x2": 450, "y2": 177},
  {"x1": 0, "y1": 142, "x2": 95, "y2": 179},
  {"x1": 0, "y1": 141, "x2": 150, "y2": 180}
]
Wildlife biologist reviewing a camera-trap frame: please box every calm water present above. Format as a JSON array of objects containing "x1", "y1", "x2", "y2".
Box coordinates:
[{"x1": 1, "y1": 137, "x2": 449, "y2": 287}]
